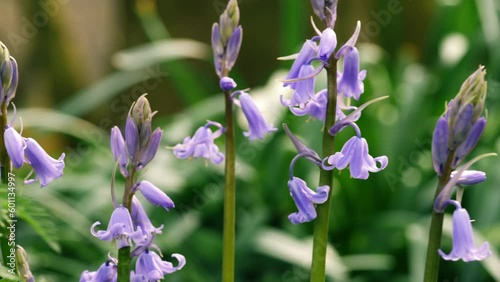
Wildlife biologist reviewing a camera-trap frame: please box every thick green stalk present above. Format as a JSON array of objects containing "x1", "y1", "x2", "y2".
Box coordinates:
[
  {"x1": 310, "y1": 55, "x2": 337, "y2": 282},
  {"x1": 423, "y1": 151, "x2": 455, "y2": 282},
  {"x1": 0, "y1": 103, "x2": 15, "y2": 273},
  {"x1": 117, "y1": 247, "x2": 131, "y2": 281},
  {"x1": 222, "y1": 88, "x2": 236, "y2": 282},
  {"x1": 117, "y1": 168, "x2": 136, "y2": 282}
]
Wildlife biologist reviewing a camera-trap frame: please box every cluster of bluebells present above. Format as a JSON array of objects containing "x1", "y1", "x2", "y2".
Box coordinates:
[
  {"x1": 172, "y1": 0, "x2": 276, "y2": 164},
  {"x1": 81, "y1": 96, "x2": 185, "y2": 281},
  {"x1": 1, "y1": 42, "x2": 65, "y2": 187},
  {"x1": 280, "y1": 2, "x2": 387, "y2": 224},
  {"x1": 430, "y1": 66, "x2": 492, "y2": 262}
]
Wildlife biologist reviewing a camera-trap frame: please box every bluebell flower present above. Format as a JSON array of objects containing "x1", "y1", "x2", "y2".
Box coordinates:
[
  {"x1": 80, "y1": 260, "x2": 117, "y2": 282},
  {"x1": 323, "y1": 136, "x2": 388, "y2": 179},
  {"x1": 282, "y1": 40, "x2": 317, "y2": 88},
  {"x1": 438, "y1": 201, "x2": 491, "y2": 262},
  {"x1": 134, "y1": 249, "x2": 186, "y2": 279},
  {"x1": 4, "y1": 125, "x2": 25, "y2": 168},
  {"x1": 110, "y1": 126, "x2": 128, "y2": 177},
  {"x1": 91, "y1": 205, "x2": 146, "y2": 248},
  {"x1": 131, "y1": 196, "x2": 163, "y2": 237},
  {"x1": 135, "y1": 181, "x2": 175, "y2": 211},
  {"x1": 287, "y1": 89, "x2": 328, "y2": 122},
  {"x1": 281, "y1": 64, "x2": 316, "y2": 107},
  {"x1": 288, "y1": 177, "x2": 329, "y2": 224},
  {"x1": 451, "y1": 170, "x2": 486, "y2": 186},
  {"x1": 24, "y1": 138, "x2": 65, "y2": 187},
  {"x1": 172, "y1": 121, "x2": 225, "y2": 164},
  {"x1": 337, "y1": 46, "x2": 366, "y2": 100},
  {"x1": 234, "y1": 91, "x2": 277, "y2": 140}
]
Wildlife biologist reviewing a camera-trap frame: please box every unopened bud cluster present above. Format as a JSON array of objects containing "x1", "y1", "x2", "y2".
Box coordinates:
[
  {"x1": 432, "y1": 66, "x2": 487, "y2": 175},
  {"x1": 0, "y1": 41, "x2": 18, "y2": 105}
]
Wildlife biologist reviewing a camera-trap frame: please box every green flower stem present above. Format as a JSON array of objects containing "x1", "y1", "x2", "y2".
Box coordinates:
[
  {"x1": 117, "y1": 168, "x2": 137, "y2": 282},
  {"x1": 117, "y1": 246, "x2": 131, "y2": 281},
  {"x1": 222, "y1": 87, "x2": 236, "y2": 282},
  {"x1": 310, "y1": 55, "x2": 337, "y2": 282},
  {"x1": 0, "y1": 102, "x2": 15, "y2": 274},
  {"x1": 423, "y1": 151, "x2": 455, "y2": 282}
]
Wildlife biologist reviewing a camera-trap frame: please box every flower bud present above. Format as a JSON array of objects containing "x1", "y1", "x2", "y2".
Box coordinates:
[
  {"x1": 131, "y1": 94, "x2": 153, "y2": 130},
  {"x1": 219, "y1": 0, "x2": 240, "y2": 44},
  {"x1": 450, "y1": 170, "x2": 486, "y2": 186},
  {"x1": 220, "y1": 77, "x2": 237, "y2": 91},
  {"x1": 16, "y1": 246, "x2": 35, "y2": 282},
  {"x1": 0, "y1": 42, "x2": 19, "y2": 104},
  {"x1": 447, "y1": 66, "x2": 486, "y2": 150}
]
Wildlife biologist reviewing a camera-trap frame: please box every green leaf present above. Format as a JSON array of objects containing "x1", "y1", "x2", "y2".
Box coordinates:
[
  {"x1": 0, "y1": 266, "x2": 18, "y2": 281},
  {"x1": 111, "y1": 39, "x2": 210, "y2": 71},
  {"x1": 15, "y1": 197, "x2": 61, "y2": 253}
]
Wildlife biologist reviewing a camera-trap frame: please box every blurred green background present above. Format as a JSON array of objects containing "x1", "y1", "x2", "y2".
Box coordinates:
[{"x1": 1, "y1": 0, "x2": 500, "y2": 281}]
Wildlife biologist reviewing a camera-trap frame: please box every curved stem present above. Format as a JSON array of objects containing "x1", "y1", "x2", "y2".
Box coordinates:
[
  {"x1": 310, "y1": 54, "x2": 337, "y2": 282},
  {"x1": 222, "y1": 87, "x2": 236, "y2": 282},
  {"x1": 423, "y1": 150, "x2": 455, "y2": 282}
]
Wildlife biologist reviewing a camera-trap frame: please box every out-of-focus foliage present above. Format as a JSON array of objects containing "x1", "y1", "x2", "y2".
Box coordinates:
[{"x1": 0, "y1": 0, "x2": 499, "y2": 281}]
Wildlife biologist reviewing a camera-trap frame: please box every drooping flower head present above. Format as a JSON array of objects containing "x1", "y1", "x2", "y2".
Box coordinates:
[
  {"x1": 172, "y1": 121, "x2": 225, "y2": 164},
  {"x1": 438, "y1": 201, "x2": 491, "y2": 262},
  {"x1": 133, "y1": 249, "x2": 186, "y2": 280},
  {"x1": 233, "y1": 91, "x2": 277, "y2": 140},
  {"x1": 80, "y1": 258, "x2": 118, "y2": 282},
  {"x1": 91, "y1": 205, "x2": 146, "y2": 249},
  {"x1": 288, "y1": 177, "x2": 329, "y2": 224},
  {"x1": 131, "y1": 196, "x2": 164, "y2": 238},
  {"x1": 336, "y1": 22, "x2": 366, "y2": 100},
  {"x1": 283, "y1": 124, "x2": 329, "y2": 224},
  {"x1": 4, "y1": 125, "x2": 25, "y2": 169},
  {"x1": 24, "y1": 138, "x2": 65, "y2": 187},
  {"x1": 322, "y1": 136, "x2": 388, "y2": 180}
]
